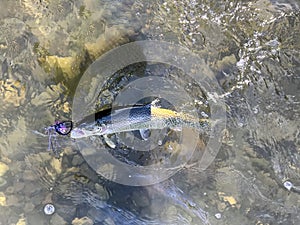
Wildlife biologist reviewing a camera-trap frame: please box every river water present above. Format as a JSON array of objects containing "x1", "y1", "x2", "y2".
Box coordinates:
[{"x1": 0, "y1": 0, "x2": 299, "y2": 224}]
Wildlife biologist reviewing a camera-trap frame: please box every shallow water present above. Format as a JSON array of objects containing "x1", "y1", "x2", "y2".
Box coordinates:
[{"x1": 0, "y1": 0, "x2": 299, "y2": 224}]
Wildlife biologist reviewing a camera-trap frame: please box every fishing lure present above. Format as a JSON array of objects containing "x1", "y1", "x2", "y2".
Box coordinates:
[{"x1": 46, "y1": 121, "x2": 72, "y2": 157}]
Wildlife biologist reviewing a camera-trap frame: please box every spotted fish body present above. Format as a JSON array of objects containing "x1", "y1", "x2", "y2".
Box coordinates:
[{"x1": 70, "y1": 102, "x2": 209, "y2": 139}]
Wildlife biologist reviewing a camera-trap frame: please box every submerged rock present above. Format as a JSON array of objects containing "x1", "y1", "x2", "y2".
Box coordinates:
[
  {"x1": 0, "y1": 162, "x2": 9, "y2": 177},
  {"x1": 0, "y1": 192, "x2": 6, "y2": 206},
  {"x1": 72, "y1": 216, "x2": 93, "y2": 225},
  {"x1": 16, "y1": 217, "x2": 26, "y2": 225},
  {"x1": 0, "y1": 79, "x2": 26, "y2": 107}
]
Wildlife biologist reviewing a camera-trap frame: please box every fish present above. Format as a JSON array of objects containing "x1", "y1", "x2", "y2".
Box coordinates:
[{"x1": 70, "y1": 100, "x2": 210, "y2": 139}]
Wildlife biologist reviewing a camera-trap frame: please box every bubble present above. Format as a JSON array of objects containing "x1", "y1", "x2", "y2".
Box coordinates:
[
  {"x1": 44, "y1": 203, "x2": 55, "y2": 215},
  {"x1": 283, "y1": 181, "x2": 293, "y2": 191}
]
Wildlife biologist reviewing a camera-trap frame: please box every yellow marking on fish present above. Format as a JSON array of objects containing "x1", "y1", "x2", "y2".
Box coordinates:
[
  {"x1": 151, "y1": 107, "x2": 209, "y2": 124},
  {"x1": 151, "y1": 107, "x2": 179, "y2": 119}
]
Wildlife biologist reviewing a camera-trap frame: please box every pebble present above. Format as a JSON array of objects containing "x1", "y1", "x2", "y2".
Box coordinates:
[
  {"x1": 0, "y1": 162, "x2": 9, "y2": 176},
  {"x1": 0, "y1": 192, "x2": 6, "y2": 206},
  {"x1": 50, "y1": 158, "x2": 62, "y2": 174},
  {"x1": 44, "y1": 203, "x2": 55, "y2": 215},
  {"x1": 218, "y1": 192, "x2": 238, "y2": 207},
  {"x1": 16, "y1": 217, "x2": 26, "y2": 225},
  {"x1": 72, "y1": 216, "x2": 93, "y2": 225},
  {"x1": 223, "y1": 196, "x2": 237, "y2": 206},
  {"x1": 0, "y1": 79, "x2": 26, "y2": 106}
]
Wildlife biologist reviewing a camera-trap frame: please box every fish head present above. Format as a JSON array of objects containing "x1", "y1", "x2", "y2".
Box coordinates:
[{"x1": 70, "y1": 122, "x2": 107, "y2": 138}]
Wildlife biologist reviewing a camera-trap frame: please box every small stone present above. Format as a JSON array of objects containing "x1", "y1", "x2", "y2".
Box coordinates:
[
  {"x1": 0, "y1": 192, "x2": 6, "y2": 206},
  {"x1": 215, "y1": 213, "x2": 222, "y2": 219},
  {"x1": 72, "y1": 216, "x2": 93, "y2": 225},
  {"x1": 50, "y1": 158, "x2": 62, "y2": 174},
  {"x1": 16, "y1": 217, "x2": 26, "y2": 225},
  {"x1": 283, "y1": 181, "x2": 293, "y2": 191},
  {"x1": 0, "y1": 79, "x2": 26, "y2": 106},
  {"x1": 44, "y1": 203, "x2": 55, "y2": 215},
  {"x1": 0, "y1": 162, "x2": 9, "y2": 176},
  {"x1": 223, "y1": 196, "x2": 237, "y2": 206},
  {"x1": 62, "y1": 102, "x2": 70, "y2": 113}
]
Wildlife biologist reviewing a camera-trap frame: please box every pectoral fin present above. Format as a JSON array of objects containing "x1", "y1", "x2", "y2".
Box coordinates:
[{"x1": 103, "y1": 134, "x2": 116, "y2": 149}]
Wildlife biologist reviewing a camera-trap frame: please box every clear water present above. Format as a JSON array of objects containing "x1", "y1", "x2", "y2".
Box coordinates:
[{"x1": 0, "y1": 0, "x2": 299, "y2": 224}]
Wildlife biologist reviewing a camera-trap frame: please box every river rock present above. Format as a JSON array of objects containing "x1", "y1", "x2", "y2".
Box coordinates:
[
  {"x1": 72, "y1": 216, "x2": 93, "y2": 225},
  {"x1": 50, "y1": 157, "x2": 62, "y2": 174},
  {"x1": 0, "y1": 192, "x2": 6, "y2": 206},
  {"x1": 0, "y1": 79, "x2": 25, "y2": 106},
  {"x1": 16, "y1": 217, "x2": 26, "y2": 225},
  {"x1": 0, "y1": 162, "x2": 9, "y2": 176}
]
